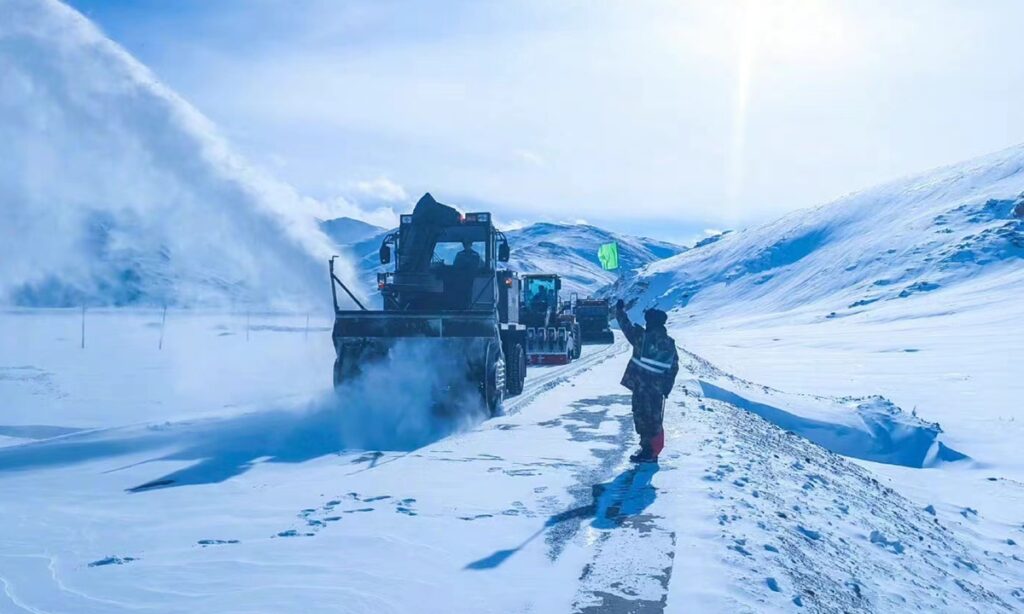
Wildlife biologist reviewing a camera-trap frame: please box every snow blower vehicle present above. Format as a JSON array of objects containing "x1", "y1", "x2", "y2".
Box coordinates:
[
  {"x1": 520, "y1": 274, "x2": 581, "y2": 365},
  {"x1": 329, "y1": 193, "x2": 527, "y2": 416},
  {"x1": 574, "y1": 298, "x2": 615, "y2": 345}
]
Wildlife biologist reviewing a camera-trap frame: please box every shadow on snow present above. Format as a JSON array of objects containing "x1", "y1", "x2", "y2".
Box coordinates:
[
  {"x1": 465, "y1": 464, "x2": 659, "y2": 570},
  {"x1": 0, "y1": 390, "x2": 485, "y2": 492}
]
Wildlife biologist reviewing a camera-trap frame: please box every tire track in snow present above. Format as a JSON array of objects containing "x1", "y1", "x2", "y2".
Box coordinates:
[
  {"x1": 0, "y1": 572, "x2": 46, "y2": 614},
  {"x1": 503, "y1": 339, "x2": 629, "y2": 415}
]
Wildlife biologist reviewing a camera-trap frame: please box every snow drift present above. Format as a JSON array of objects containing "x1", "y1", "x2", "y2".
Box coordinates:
[{"x1": 0, "y1": 0, "x2": 348, "y2": 308}]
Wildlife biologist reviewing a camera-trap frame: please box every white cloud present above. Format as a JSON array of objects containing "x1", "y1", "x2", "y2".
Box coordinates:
[
  {"x1": 351, "y1": 177, "x2": 409, "y2": 203},
  {"x1": 513, "y1": 149, "x2": 545, "y2": 166},
  {"x1": 316, "y1": 196, "x2": 400, "y2": 229}
]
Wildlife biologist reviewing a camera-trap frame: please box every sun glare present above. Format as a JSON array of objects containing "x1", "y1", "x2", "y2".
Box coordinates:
[{"x1": 727, "y1": 0, "x2": 852, "y2": 216}]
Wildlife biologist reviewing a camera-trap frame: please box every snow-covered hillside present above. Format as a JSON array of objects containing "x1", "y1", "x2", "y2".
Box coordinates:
[
  {"x1": 319, "y1": 217, "x2": 385, "y2": 247},
  {"x1": 616, "y1": 144, "x2": 1024, "y2": 320},
  {"x1": 0, "y1": 0, "x2": 348, "y2": 309},
  {"x1": 332, "y1": 217, "x2": 685, "y2": 300},
  {"x1": 506, "y1": 223, "x2": 685, "y2": 296}
]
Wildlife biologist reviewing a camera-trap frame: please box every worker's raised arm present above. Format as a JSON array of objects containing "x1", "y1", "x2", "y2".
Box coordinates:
[{"x1": 615, "y1": 299, "x2": 641, "y2": 346}]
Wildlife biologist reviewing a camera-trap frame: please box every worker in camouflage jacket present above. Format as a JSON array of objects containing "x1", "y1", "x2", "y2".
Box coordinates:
[{"x1": 615, "y1": 299, "x2": 680, "y2": 463}]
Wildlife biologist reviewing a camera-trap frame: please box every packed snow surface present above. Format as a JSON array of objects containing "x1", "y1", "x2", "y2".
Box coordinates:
[{"x1": 1, "y1": 309, "x2": 1021, "y2": 612}]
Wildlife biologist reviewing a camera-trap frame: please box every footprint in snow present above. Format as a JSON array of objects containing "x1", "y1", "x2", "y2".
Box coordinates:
[
  {"x1": 89, "y1": 556, "x2": 137, "y2": 567},
  {"x1": 954, "y1": 556, "x2": 979, "y2": 572},
  {"x1": 396, "y1": 498, "x2": 417, "y2": 516},
  {"x1": 728, "y1": 539, "x2": 752, "y2": 556},
  {"x1": 869, "y1": 530, "x2": 905, "y2": 554},
  {"x1": 766, "y1": 577, "x2": 781, "y2": 592},
  {"x1": 198, "y1": 539, "x2": 239, "y2": 547},
  {"x1": 796, "y1": 526, "x2": 821, "y2": 541}
]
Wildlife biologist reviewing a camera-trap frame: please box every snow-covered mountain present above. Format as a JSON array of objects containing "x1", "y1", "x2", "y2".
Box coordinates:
[
  {"x1": 319, "y1": 217, "x2": 386, "y2": 247},
  {"x1": 0, "y1": 0, "x2": 350, "y2": 309},
  {"x1": 615, "y1": 144, "x2": 1024, "y2": 320},
  {"x1": 330, "y1": 217, "x2": 686, "y2": 300},
  {"x1": 505, "y1": 223, "x2": 685, "y2": 296}
]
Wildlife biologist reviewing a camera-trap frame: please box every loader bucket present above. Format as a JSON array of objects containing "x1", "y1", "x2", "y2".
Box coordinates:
[{"x1": 525, "y1": 325, "x2": 572, "y2": 366}]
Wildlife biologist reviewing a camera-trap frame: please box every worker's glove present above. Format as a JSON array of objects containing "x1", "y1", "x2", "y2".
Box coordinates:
[{"x1": 615, "y1": 299, "x2": 625, "y2": 312}]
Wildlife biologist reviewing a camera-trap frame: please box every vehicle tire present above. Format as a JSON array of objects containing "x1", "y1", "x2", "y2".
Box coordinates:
[
  {"x1": 333, "y1": 343, "x2": 367, "y2": 389},
  {"x1": 481, "y1": 341, "x2": 505, "y2": 416},
  {"x1": 505, "y1": 343, "x2": 526, "y2": 396},
  {"x1": 572, "y1": 324, "x2": 583, "y2": 359},
  {"x1": 333, "y1": 357, "x2": 344, "y2": 388}
]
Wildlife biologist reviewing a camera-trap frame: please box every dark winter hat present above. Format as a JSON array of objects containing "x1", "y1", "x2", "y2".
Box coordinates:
[{"x1": 644, "y1": 308, "x2": 668, "y2": 328}]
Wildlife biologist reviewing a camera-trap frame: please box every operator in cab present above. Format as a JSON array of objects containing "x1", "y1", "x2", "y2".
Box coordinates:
[
  {"x1": 453, "y1": 239, "x2": 482, "y2": 271},
  {"x1": 530, "y1": 286, "x2": 551, "y2": 312}
]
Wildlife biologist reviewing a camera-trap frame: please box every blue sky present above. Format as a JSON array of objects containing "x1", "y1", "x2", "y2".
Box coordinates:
[{"x1": 67, "y1": 0, "x2": 1024, "y2": 244}]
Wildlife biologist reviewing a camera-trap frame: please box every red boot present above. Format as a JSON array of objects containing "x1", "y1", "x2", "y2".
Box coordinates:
[{"x1": 649, "y1": 431, "x2": 665, "y2": 459}]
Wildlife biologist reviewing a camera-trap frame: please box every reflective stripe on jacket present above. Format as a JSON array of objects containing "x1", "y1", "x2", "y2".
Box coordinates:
[{"x1": 616, "y1": 309, "x2": 679, "y2": 395}]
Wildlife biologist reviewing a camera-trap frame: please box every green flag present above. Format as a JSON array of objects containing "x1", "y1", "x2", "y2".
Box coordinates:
[{"x1": 598, "y1": 241, "x2": 619, "y2": 271}]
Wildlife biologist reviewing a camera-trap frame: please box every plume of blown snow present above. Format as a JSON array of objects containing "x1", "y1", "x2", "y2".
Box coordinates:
[{"x1": 0, "y1": 0, "x2": 356, "y2": 309}]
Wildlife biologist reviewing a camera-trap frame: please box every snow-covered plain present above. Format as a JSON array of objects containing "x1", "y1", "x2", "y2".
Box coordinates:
[{"x1": 2, "y1": 308, "x2": 1021, "y2": 612}]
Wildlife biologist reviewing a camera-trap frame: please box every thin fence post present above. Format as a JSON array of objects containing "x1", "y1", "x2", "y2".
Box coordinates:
[
  {"x1": 80, "y1": 305, "x2": 86, "y2": 349},
  {"x1": 158, "y1": 305, "x2": 167, "y2": 350},
  {"x1": 305, "y1": 313, "x2": 310, "y2": 341},
  {"x1": 246, "y1": 310, "x2": 251, "y2": 342}
]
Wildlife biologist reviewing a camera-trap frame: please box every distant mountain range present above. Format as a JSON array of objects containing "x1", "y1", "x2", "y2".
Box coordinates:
[
  {"x1": 320, "y1": 217, "x2": 388, "y2": 247},
  {"x1": 320, "y1": 217, "x2": 687, "y2": 299}
]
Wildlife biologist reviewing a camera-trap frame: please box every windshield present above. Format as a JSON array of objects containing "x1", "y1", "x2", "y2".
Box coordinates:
[
  {"x1": 524, "y1": 278, "x2": 556, "y2": 310},
  {"x1": 432, "y1": 240, "x2": 487, "y2": 266},
  {"x1": 397, "y1": 223, "x2": 490, "y2": 272}
]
